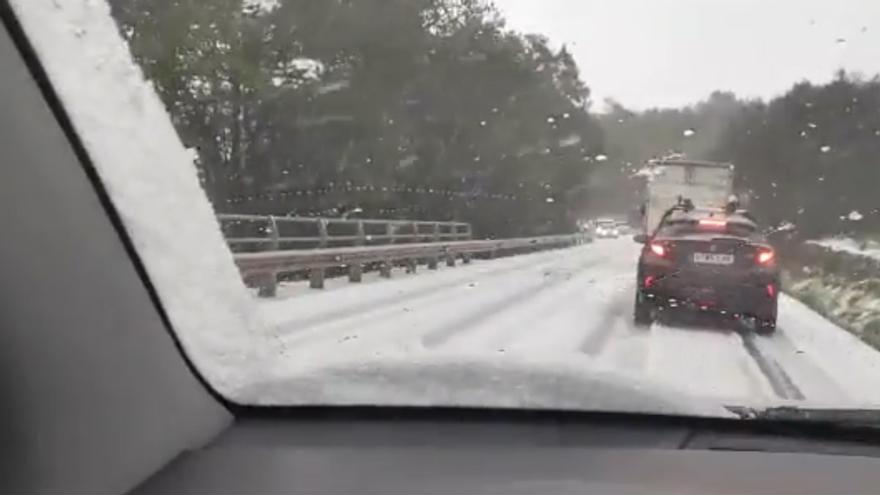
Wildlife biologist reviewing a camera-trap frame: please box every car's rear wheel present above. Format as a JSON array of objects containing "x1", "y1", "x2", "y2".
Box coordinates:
[
  {"x1": 756, "y1": 316, "x2": 777, "y2": 335},
  {"x1": 634, "y1": 291, "x2": 653, "y2": 327},
  {"x1": 753, "y1": 297, "x2": 778, "y2": 335}
]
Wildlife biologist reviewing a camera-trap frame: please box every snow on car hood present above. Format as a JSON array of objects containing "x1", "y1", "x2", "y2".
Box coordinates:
[{"x1": 248, "y1": 350, "x2": 737, "y2": 418}]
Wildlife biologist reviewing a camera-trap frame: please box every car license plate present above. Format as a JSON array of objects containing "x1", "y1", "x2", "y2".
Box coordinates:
[{"x1": 693, "y1": 253, "x2": 734, "y2": 265}]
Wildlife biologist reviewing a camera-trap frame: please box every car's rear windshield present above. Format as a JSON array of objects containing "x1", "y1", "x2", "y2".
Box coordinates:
[{"x1": 657, "y1": 219, "x2": 757, "y2": 238}]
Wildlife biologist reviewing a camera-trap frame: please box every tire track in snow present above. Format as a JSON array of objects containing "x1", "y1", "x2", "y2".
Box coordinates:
[
  {"x1": 421, "y1": 258, "x2": 603, "y2": 348},
  {"x1": 580, "y1": 285, "x2": 633, "y2": 356},
  {"x1": 271, "y1": 249, "x2": 580, "y2": 334},
  {"x1": 736, "y1": 322, "x2": 805, "y2": 400},
  {"x1": 280, "y1": 247, "x2": 605, "y2": 351}
]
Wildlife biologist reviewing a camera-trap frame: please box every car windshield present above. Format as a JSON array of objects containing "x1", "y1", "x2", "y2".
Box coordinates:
[{"x1": 22, "y1": 0, "x2": 880, "y2": 422}]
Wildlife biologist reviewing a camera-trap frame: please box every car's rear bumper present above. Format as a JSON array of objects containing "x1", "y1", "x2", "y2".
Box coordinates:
[{"x1": 639, "y1": 269, "x2": 778, "y2": 316}]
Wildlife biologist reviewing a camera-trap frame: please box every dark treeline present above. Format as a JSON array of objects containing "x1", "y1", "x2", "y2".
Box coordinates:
[
  {"x1": 598, "y1": 74, "x2": 880, "y2": 239},
  {"x1": 108, "y1": 0, "x2": 604, "y2": 237},
  {"x1": 712, "y1": 71, "x2": 880, "y2": 238}
]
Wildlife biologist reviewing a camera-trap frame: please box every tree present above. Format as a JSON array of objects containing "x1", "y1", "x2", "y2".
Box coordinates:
[
  {"x1": 109, "y1": 0, "x2": 604, "y2": 237},
  {"x1": 712, "y1": 73, "x2": 880, "y2": 236}
]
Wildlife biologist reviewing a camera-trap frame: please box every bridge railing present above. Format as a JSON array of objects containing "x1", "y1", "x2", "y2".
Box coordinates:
[{"x1": 217, "y1": 214, "x2": 587, "y2": 297}]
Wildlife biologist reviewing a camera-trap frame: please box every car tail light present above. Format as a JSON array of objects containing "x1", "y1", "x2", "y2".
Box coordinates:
[
  {"x1": 644, "y1": 275, "x2": 656, "y2": 289},
  {"x1": 766, "y1": 283, "x2": 777, "y2": 298},
  {"x1": 649, "y1": 242, "x2": 667, "y2": 257},
  {"x1": 756, "y1": 248, "x2": 775, "y2": 266}
]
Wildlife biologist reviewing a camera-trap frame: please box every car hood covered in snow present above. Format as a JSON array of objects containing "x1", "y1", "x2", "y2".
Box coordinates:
[{"x1": 247, "y1": 352, "x2": 737, "y2": 418}]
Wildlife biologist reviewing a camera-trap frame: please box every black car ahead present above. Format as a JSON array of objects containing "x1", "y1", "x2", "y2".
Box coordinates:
[{"x1": 633, "y1": 207, "x2": 780, "y2": 333}]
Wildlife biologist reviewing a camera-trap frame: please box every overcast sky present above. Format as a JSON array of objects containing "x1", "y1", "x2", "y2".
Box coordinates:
[{"x1": 492, "y1": 0, "x2": 880, "y2": 110}]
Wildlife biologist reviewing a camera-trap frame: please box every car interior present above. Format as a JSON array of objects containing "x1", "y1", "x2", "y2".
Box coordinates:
[{"x1": 5, "y1": 3, "x2": 880, "y2": 494}]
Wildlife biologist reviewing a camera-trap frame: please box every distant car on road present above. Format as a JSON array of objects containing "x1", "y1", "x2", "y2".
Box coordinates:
[
  {"x1": 633, "y1": 205, "x2": 779, "y2": 333},
  {"x1": 595, "y1": 219, "x2": 620, "y2": 239}
]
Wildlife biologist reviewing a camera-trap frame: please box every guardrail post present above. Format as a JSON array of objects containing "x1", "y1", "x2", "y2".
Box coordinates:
[
  {"x1": 256, "y1": 272, "x2": 277, "y2": 298},
  {"x1": 405, "y1": 258, "x2": 418, "y2": 274},
  {"x1": 462, "y1": 253, "x2": 472, "y2": 264},
  {"x1": 386, "y1": 223, "x2": 395, "y2": 245},
  {"x1": 268, "y1": 215, "x2": 280, "y2": 251},
  {"x1": 318, "y1": 219, "x2": 329, "y2": 248},
  {"x1": 446, "y1": 252, "x2": 456, "y2": 267},
  {"x1": 380, "y1": 260, "x2": 392, "y2": 278},
  {"x1": 348, "y1": 221, "x2": 366, "y2": 281},
  {"x1": 309, "y1": 267, "x2": 325, "y2": 289},
  {"x1": 426, "y1": 223, "x2": 440, "y2": 269},
  {"x1": 412, "y1": 222, "x2": 420, "y2": 243},
  {"x1": 356, "y1": 221, "x2": 366, "y2": 246},
  {"x1": 463, "y1": 224, "x2": 473, "y2": 240}
]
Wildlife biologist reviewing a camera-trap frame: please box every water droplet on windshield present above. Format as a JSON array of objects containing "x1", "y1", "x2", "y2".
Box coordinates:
[
  {"x1": 479, "y1": 121, "x2": 487, "y2": 127},
  {"x1": 836, "y1": 38, "x2": 847, "y2": 45},
  {"x1": 683, "y1": 128, "x2": 696, "y2": 137},
  {"x1": 820, "y1": 145, "x2": 832, "y2": 153},
  {"x1": 547, "y1": 116, "x2": 556, "y2": 124},
  {"x1": 545, "y1": 197, "x2": 556, "y2": 203},
  {"x1": 563, "y1": 113, "x2": 571, "y2": 119},
  {"x1": 807, "y1": 122, "x2": 818, "y2": 129},
  {"x1": 595, "y1": 154, "x2": 608, "y2": 162},
  {"x1": 849, "y1": 210, "x2": 864, "y2": 221}
]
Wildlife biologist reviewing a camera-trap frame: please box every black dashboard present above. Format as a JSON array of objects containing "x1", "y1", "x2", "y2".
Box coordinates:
[{"x1": 135, "y1": 409, "x2": 880, "y2": 495}]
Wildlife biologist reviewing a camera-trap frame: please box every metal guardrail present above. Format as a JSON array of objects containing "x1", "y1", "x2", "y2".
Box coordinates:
[
  {"x1": 217, "y1": 214, "x2": 472, "y2": 251},
  {"x1": 232, "y1": 233, "x2": 588, "y2": 297}
]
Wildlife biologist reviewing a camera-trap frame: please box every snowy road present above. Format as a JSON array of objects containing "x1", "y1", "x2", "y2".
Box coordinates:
[{"x1": 258, "y1": 239, "x2": 880, "y2": 409}]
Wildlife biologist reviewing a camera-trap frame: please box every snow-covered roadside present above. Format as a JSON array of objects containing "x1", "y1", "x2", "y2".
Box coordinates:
[
  {"x1": 785, "y1": 273, "x2": 880, "y2": 350},
  {"x1": 10, "y1": 0, "x2": 271, "y2": 398},
  {"x1": 808, "y1": 237, "x2": 880, "y2": 262},
  {"x1": 775, "y1": 296, "x2": 880, "y2": 405}
]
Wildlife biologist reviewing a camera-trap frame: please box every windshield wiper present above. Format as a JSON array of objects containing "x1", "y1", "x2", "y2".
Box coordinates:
[{"x1": 727, "y1": 405, "x2": 880, "y2": 428}]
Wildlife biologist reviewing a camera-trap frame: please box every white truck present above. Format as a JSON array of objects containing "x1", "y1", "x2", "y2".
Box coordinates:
[{"x1": 640, "y1": 159, "x2": 735, "y2": 234}]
